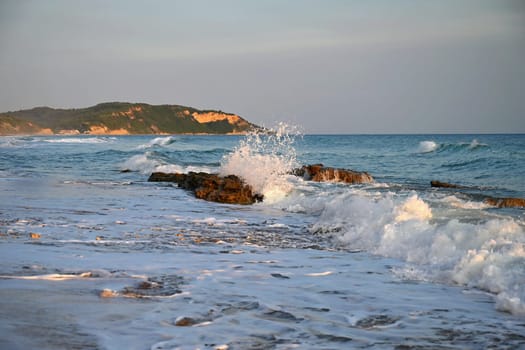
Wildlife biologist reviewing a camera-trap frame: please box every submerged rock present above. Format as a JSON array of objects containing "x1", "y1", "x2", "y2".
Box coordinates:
[
  {"x1": 148, "y1": 172, "x2": 263, "y2": 205},
  {"x1": 354, "y1": 314, "x2": 400, "y2": 329},
  {"x1": 99, "y1": 274, "x2": 184, "y2": 299},
  {"x1": 293, "y1": 164, "x2": 373, "y2": 184}
]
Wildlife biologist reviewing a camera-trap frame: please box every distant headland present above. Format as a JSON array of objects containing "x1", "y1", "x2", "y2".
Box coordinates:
[{"x1": 0, "y1": 102, "x2": 260, "y2": 135}]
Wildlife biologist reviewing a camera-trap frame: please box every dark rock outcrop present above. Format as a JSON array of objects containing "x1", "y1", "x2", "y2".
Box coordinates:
[
  {"x1": 431, "y1": 180, "x2": 525, "y2": 208},
  {"x1": 149, "y1": 164, "x2": 373, "y2": 205},
  {"x1": 484, "y1": 197, "x2": 525, "y2": 208},
  {"x1": 149, "y1": 172, "x2": 263, "y2": 205},
  {"x1": 430, "y1": 180, "x2": 465, "y2": 189},
  {"x1": 293, "y1": 164, "x2": 373, "y2": 184},
  {"x1": 150, "y1": 170, "x2": 525, "y2": 209}
]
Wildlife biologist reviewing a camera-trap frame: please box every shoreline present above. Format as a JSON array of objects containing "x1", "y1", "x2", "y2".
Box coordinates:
[{"x1": 0, "y1": 132, "x2": 250, "y2": 137}]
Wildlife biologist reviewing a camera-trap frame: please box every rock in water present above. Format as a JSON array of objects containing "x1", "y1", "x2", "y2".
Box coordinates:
[
  {"x1": 148, "y1": 172, "x2": 263, "y2": 205},
  {"x1": 148, "y1": 164, "x2": 373, "y2": 204},
  {"x1": 429, "y1": 180, "x2": 525, "y2": 208},
  {"x1": 293, "y1": 164, "x2": 373, "y2": 184},
  {"x1": 430, "y1": 180, "x2": 464, "y2": 189},
  {"x1": 484, "y1": 197, "x2": 525, "y2": 208}
]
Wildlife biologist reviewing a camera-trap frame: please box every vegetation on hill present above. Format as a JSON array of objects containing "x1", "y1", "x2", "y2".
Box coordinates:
[{"x1": 0, "y1": 102, "x2": 259, "y2": 135}]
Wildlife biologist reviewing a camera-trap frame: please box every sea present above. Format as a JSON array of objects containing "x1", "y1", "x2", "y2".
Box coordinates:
[{"x1": 1, "y1": 127, "x2": 524, "y2": 349}]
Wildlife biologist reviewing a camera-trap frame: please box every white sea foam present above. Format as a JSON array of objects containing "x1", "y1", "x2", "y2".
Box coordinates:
[
  {"x1": 417, "y1": 140, "x2": 439, "y2": 153},
  {"x1": 0, "y1": 137, "x2": 24, "y2": 148},
  {"x1": 0, "y1": 271, "x2": 106, "y2": 281},
  {"x1": 310, "y1": 190, "x2": 525, "y2": 315},
  {"x1": 442, "y1": 195, "x2": 491, "y2": 210},
  {"x1": 220, "y1": 122, "x2": 300, "y2": 203}
]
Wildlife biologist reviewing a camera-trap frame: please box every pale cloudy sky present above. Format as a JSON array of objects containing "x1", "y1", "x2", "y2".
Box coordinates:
[{"x1": 1, "y1": 0, "x2": 524, "y2": 133}]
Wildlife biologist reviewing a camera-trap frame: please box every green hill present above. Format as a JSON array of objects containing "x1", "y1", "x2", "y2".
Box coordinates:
[{"x1": 0, "y1": 102, "x2": 260, "y2": 135}]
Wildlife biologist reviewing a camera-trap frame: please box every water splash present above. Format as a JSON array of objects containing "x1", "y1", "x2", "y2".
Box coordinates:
[{"x1": 220, "y1": 122, "x2": 301, "y2": 203}]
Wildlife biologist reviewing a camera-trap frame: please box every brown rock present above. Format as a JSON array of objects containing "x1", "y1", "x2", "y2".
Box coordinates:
[
  {"x1": 174, "y1": 317, "x2": 198, "y2": 327},
  {"x1": 148, "y1": 172, "x2": 186, "y2": 182},
  {"x1": 149, "y1": 172, "x2": 263, "y2": 204},
  {"x1": 484, "y1": 197, "x2": 525, "y2": 208},
  {"x1": 430, "y1": 181, "x2": 525, "y2": 208},
  {"x1": 293, "y1": 164, "x2": 373, "y2": 184},
  {"x1": 430, "y1": 180, "x2": 464, "y2": 189},
  {"x1": 99, "y1": 289, "x2": 118, "y2": 298}
]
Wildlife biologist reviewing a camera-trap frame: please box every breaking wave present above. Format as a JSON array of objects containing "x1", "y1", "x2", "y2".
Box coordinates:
[
  {"x1": 417, "y1": 139, "x2": 489, "y2": 154},
  {"x1": 136, "y1": 136, "x2": 176, "y2": 149},
  {"x1": 418, "y1": 141, "x2": 439, "y2": 153},
  {"x1": 0, "y1": 136, "x2": 116, "y2": 148},
  {"x1": 308, "y1": 191, "x2": 525, "y2": 315}
]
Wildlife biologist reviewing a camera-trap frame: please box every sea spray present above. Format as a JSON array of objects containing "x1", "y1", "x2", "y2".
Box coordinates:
[{"x1": 220, "y1": 122, "x2": 301, "y2": 203}]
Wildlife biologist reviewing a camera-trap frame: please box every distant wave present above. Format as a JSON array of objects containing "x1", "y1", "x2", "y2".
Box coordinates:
[
  {"x1": 0, "y1": 136, "x2": 37, "y2": 148},
  {"x1": 43, "y1": 137, "x2": 115, "y2": 144},
  {"x1": 417, "y1": 139, "x2": 488, "y2": 154},
  {"x1": 136, "y1": 136, "x2": 176, "y2": 149},
  {"x1": 441, "y1": 157, "x2": 490, "y2": 169},
  {"x1": 1, "y1": 136, "x2": 115, "y2": 147}
]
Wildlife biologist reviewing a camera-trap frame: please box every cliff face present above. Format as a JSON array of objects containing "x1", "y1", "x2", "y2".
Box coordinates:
[
  {"x1": 0, "y1": 102, "x2": 259, "y2": 135},
  {"x1": 0, "y1": 115, "x2": 53, "y2": 135}
]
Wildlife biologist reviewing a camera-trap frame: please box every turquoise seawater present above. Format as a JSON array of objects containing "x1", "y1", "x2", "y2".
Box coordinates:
[{"x1": 0, "y1": 132, "x2": 524, "y2": 349}]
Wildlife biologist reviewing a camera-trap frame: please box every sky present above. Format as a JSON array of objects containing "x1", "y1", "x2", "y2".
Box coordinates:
[{"x1": 0, "y1": 0, "x2": 524, "y2": 133}]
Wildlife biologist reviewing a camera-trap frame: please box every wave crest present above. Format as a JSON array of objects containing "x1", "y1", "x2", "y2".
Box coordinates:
[
  {"x1": 418, "y1": 141, "x2": 439, "y2": 153},
  {"x1": 418, "y1": 139, "x2": 489, "y2": 154},
  {"x1": 136, "y1": 136, "x2": 176, "y2": 149}
]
